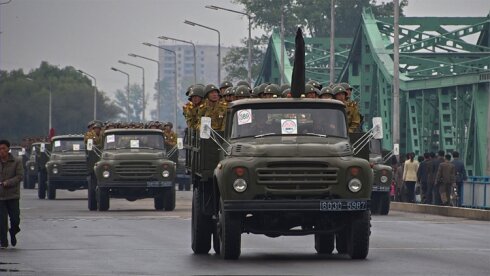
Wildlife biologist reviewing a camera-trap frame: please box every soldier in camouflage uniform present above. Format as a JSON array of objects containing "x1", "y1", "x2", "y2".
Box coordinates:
[
  {"x1": 234, "y1": 85, "x2": 251, "y2": 100},
  {"x1": 263, "y1": 84, "x2": 280, "y2": 99},
  {"x1": 83, "y1": 120, "x2": 103, "y2": 146},
  {"x1": 219, "y1": 81, "x2": 233, "y2": 97},
  {"x1": 306, "y1": 79, "x2": 322, "y2": 90},
  {"x1": 305, "y1": 84, "x2": 320, "y2": 99},
  {"x1": 197, "y1": 84, "x2": 227, "y2": 131},
  {"x1": 333, "y1": 85, "x2": 361, "y2": 133},
  {"x1": 183, "y1": 85, "x2": 205, "y2": 129},
  {"x1": 163, "y1": 122, "x2": 178, "y2": 163}
]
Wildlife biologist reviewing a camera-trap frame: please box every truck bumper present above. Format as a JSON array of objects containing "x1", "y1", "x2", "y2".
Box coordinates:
[{"x1": 224, "y1": 199, "x2": 370, "y2": 212}]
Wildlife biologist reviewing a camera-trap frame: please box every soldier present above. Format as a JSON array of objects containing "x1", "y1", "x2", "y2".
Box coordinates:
[
  {"x1": 197, "y1": 84, "x2": 227, "y2": 131},
  {"x1": 236, "y1": 80, "x2": 250, "y2": 89},
  {"x1": 306, "y1": 79, "x2": 322, "y2": 90},
  {"x1": 163, "y1": 122, "x2": 178, "y2": 163},
  {"x1": 434, "y1": 154, "x2": 456, "y2": 206},
  {"x1": 263, "y1": 84, "x2": 280, "y2": 99},
  {"x1": 256, "y1": 83, "x2": 269, "y2": 98},
  {"x1": 280, "y1": 83, "x2": 291, "y2": 93},
  {"x1": 223, "y1": 87, "x2": 234, "y2": 103},
  {"x1": 319, "y1": 86, "x2": 334, "y2": 99},
  {"x1": 305, "y1": 84, "x2": 320, "y2": 99},
  {"x1": 84, "y1": 120, "x2": 103, "y2": 146},
  {"x1": 234, "y1": 85, "x2": 251, "y2": 100},
  {"x1": 183, "y1": 85, "x2": 205, "y2": 129},
  {"x1": 282, "y1": 88, "x2": 292, "y2": 98},
  {"x1": 219, "y1": 81, "x2": 233, "y2": 97},
  {"x1": 333, "y1": 85, "x2": 361, "y2": 133}
]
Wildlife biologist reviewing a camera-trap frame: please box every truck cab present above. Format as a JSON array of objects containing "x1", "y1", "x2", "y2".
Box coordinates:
[
  {"x1": 189, "y1": 98, "x2": 374, "y2": 260},
  {"x1": 369, "y1": 139, "x2": 393, "y2": 215}
]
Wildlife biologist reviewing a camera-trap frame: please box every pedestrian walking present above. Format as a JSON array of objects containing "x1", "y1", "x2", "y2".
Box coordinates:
[
  {"x1": 0, "y1": 140, "x2": 24, "y2": 249},
  {"x1": 417, "y1": 152, "x2": 431, "y2": 204},
  {"x1": 402, "y1": 153, "x2": 419, "y2": 203},
  {"x1": 431, "y1": 150, "x2": 445, "y2": 205},
  {"x1": 451, "y1": 151, "x2": 467, "y2": 206},
  {"x1": 435, "y1": 154, "x2": 456, "y2": 206}
]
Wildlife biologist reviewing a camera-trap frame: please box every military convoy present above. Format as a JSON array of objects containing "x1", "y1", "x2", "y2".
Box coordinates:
[
  {"x1": 187, "y1": 98, "x2": 377, "y2": 260},
  {"x1": 86, "y1": 128, "x2": 177, "y2": 211}
]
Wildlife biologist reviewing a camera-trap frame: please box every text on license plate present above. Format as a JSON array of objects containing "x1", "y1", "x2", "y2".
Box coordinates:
[
  {"x1": 147, "y1": 181, "x2": 173, "y2": 187},
  {"x1": 320, "y1": 201, "x2": 367, "y2": 211}
]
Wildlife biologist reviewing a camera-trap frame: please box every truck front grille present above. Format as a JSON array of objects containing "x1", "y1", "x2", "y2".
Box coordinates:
[
  {"x1": 61, "y1": 161, "x2": 87, "y2": 176},
  {"x1": 256, "y1": 162, "x2": 338, "y2": 189},
  {"x1": 115, "y1": 162, "x2": 157, "y2": 179}
]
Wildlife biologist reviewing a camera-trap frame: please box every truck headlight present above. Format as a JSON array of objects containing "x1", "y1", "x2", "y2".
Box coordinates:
[
  {"x1": 380, "y1": 176, "x2": 388, "y2": 183},
  {"x1": 348, "y1": 178, "x2": 362, "y2": 193},
  {"x1": 162, "y1": 170, "x2": 170, "y2": 178},
  {"x1": 233, "y1": 179, "x2": 247, "y2": 193},
  {"x1": 52, "y1": 168, "x2": 59, "y2": 174},
  {"x1": 102, "y1": 171, "x2": 110, "y2": 178},
  {"x1": 30, "y1": 165, "x2": 35, "y2": 171}
]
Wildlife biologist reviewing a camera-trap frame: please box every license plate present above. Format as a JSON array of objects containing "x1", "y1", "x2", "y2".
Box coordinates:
[
  {"x1": 320, "y1": 200, "x2": 367, "y2": 211},
  {"x1": 146, "y1": 181, "x2": 173, "y2": 187}
]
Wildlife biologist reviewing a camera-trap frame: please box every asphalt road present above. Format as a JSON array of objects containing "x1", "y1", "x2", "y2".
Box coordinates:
[{"x1": 1, "y1": 188, "x2": 489, "y2": 276}]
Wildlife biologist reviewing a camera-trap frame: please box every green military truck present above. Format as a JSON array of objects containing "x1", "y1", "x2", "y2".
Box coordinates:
[
  {"x1": 188, "y1": 98, "x2": 375, "y2": 260},
  {"x1": 24, "y1": 142, "x2": 45, "y2": 189},
  {"x1": 44, "y1": 135, "x2": 88, "y2": 200},
  {"x1": 86, "y1": 128, "x2": 177, "y2": 211},
  {"x1": 369, "y1": 139, "x2": 393, "y2": 215}
]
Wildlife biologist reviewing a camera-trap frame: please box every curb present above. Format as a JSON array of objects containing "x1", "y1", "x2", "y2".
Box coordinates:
[{"x1": 390, "y1": 202, "x2": 490, "y2": 221}]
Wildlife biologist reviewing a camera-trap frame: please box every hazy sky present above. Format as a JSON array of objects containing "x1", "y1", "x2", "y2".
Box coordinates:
[{"x1": 1, "y1": 0, "x2": 489, "y2": 102}]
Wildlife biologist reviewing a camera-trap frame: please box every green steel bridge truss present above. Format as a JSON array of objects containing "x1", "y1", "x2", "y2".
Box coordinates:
[{"x1": 256, "y1": 9, "x2": 490, "y2": 175}]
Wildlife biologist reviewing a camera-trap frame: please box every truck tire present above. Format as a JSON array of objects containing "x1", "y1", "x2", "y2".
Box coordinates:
[
  {"x1": 213, "y1": 228, "x2": 220, "y2": 255},
  {"x1": 163, "y1": 185, "x2": 176, "y2": 211},
  {"x1": 154, "y1": 192, "x2": 164, "y2": 210},
  {"x1": 370, "y1": 193, "x2": 380, "y2": 214},
  {"x1": 38, "y1": 172, "x2": 47, "y2": 199},
  {"x1": 218, "y1": 199, "x2": 241, "y2": 260},
  {"x1": 314, "y1": 233, "x2": 334, "y2": 254},
  {"x1": 379, "y1": 193, "x2": 390, "y2": 215},
  {"x1": 335, "y1": 231, "x2": 348, "y2": 254},
  {"x1": 88, "y1": 176, "x2": 97, "y2": 211},
  {"x1": 97, "y1": 187, "x2": 110, "y2": 211},
  {"x1": 348, "y1": 211, "x2": 371, "y2": 260},
  {"x1": 47, "y1": 180, "x2": 56, "y2": 200},
  {"x1": 191, "y1": 186, "x2": 213, "y2": 254}
]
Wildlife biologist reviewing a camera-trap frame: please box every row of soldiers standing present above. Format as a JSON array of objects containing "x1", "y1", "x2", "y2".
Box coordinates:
[{"x1": 182, "y1": 80, "x2": 361, "y2": 133}]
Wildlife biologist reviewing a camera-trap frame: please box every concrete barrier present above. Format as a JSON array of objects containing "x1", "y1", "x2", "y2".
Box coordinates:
[{"x1": 391, "y1": 202, "x2": 490, "y2": 221}]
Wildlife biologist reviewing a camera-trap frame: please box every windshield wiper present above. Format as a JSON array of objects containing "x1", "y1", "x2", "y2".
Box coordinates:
[
  {"x1": 304, "y1": 133, "x2": 327, "y2": 137},
  {"x1": 254, "y1": 133, "x2": 277, "y2": 138}
]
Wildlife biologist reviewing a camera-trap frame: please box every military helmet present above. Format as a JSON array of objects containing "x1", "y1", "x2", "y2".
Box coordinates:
[
  {"x1": 223, "y1": 87, "x2": 233, "y2": 96},
  {"x1": 204, "y1": 84, "x2": 220, "y2": 97},
  {"x1": 164, "y1": 122, "x2": 173, "y2": 128},
  {"x1": 236, "y1": 80, "x2": 250, "y2": 88},
  {"x1": 340, "y1": 82, "x2": 353, "y2": 90},
  {"x1": 185, "y1": 85, "x2": 195, "y2": 96},
  {"x1": 234, "y1": 85, "x2": 251, "y2": 98},
  {"x1": 319, "y1": 86, "x2": 334, "y2": 97},
  {"x1": 264, "y1": 84, "x2": 281, "y2": 96},
  {"x1": 305, "y1": 84, "x2": 320, "y2": 95},
  {"x1": 280, "y1": 83, "x2": 291, "y2": 92},
  {"x1": 282, "y1": 88, "x2": 292, "y2": 98},
  {"x1": 306, "y1": 79, "x2": 322, "y2": 90},
  {"x1": 219, "y1": 81, "x2": 233, "y2": 90},
  {"x1": 332, "y1": 85, "x2": 348, "y2": 96},
  {"x1": 87, "y1": 120, "x2": 96, "y2": 128},
  {"x1": 251, "y1": 86, "x2": 261, "y2": 97},
  {"x1": 92, "y1": 120, "x2": 103, "y2": 129},
  {"x1": 188, "y1": 84, "x2": 205, "y2": 100}
]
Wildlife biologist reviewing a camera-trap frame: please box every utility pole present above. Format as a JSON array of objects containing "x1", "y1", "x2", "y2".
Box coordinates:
[
  {"x1": 393, "y1": 0, "x2": 400, "y2": 160},
  {"x1": 280, "y1": 1, "x2": 285, "y2": 85},
  {"x1": 329, "y1": 0, "x2": 335, "y2": 84}
]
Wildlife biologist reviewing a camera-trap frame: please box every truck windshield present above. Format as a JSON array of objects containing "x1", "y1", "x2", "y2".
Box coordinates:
[
  {"x1": 52, "y1": 139, "x2": 85, "y2": 152},
  {"x1": 103, "y1": 133, "x2": 164, "y2": 150},
  {"x1": 231, "y1": 107, "x2": 347, "y2": 139}
]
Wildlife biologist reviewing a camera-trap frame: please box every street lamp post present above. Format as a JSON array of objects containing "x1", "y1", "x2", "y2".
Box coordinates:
[
  {"x1": 143, "y1": 42, "x2": 178, "y2": 129},
  {"x1": 184, "y1": 20, "x2": 221, "y2": 85},
  {"x1": 77, "y1": 69, "x2": 97, "y2": 120},
  {"x1": 118, "y1": 60, "x2": 146, "y2": 121},
  {"x1": 110, "y1": 67, "x2": 131, "y2": 120},
  {"x1": 128, "y1": 53, "x2": 161, "y2": 121},
  {"x1": 158, "y1": 35, "x2": 196, "y2": 85},
  {"x1": 205, "y1": 5, "x2": 252, "y2": 84}
]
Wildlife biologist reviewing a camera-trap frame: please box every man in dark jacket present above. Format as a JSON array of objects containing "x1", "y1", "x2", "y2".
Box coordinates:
[
  {"x1": 451, "y1": 151, "x2": 467, "y2": 206},
  {"x1": 417, "y1": 152, "x2": 431, "y2": 204},
  {"x1": 435, "y1": 154, "x2": 456, "y2": 206},
  {"x1": 431, "y1": 150, "x2": 445, "y2": 205},
  {"x1": 0, "y1": 140, "x2": 24, "y2": 248}
]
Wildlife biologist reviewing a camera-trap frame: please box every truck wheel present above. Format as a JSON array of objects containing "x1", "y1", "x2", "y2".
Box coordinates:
[
  {"x1": 379, "y1": 193, "x2": 390, "y2": 215},
  {"x1": 191, "y1": 186, "x2": 213, "y2": 254},
  {"x1": 335, "y1": 231, "x2": 348, "y2": 254},
  {"x1": 213, "y1": 227, "x2": 221, "y2": 255},
  {"x1": 47, "y1": 180, "x2": 56, "y2": 200},
  {"x1": 163, "y1": 186, "x2": 176, "y2": 211},
  {"x1": 38, "y1": 172, "x2": 47, "y2": 199},
  {"x1": 218, "y1": 199, "x2": 241, "y2": 260},
  {"x1": 314, "y1": 234, "x2": 334, "y2": 254},
  {"x1": 97, "y1": 188, "x2": 110, "y2": 211},
  {"x1": 370, "y1": 193, "x2": 380, "y2": 214},
  {"x1": 347, "y1": 211, "x2": 371, "y2": 260},
  {"x1": 154, "y1": 192, "x2": 164, "y2": 210},
  {"x1": 88, "y1": 176, "x2": 97, "y2": 211}
]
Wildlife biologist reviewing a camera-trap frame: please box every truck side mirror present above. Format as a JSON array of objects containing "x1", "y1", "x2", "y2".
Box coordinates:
[
  {"x1": 372, "y1": 117, "x2": 383, "y2": 139},
  {"x1": 40, "y1": 143, "x2": 46, "y2": 153},
  {"x1": 200, "y1": 117, "x2": 212, "y2": 139},
  {"x1": 87, "y1": 139, "x2": 94, "y2": 151},
  {"x1": 177, "y1": 138, "x2": 184, "y2": 150}
]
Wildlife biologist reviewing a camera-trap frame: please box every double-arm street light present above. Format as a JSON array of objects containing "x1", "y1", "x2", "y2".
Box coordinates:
[
  {"x1": 205, "y1": 5, "x2": 252, "y2": 84},
  {"x1": 110, "y1": 67, "x2": 130, "y2": 120},
  {"x1": 77, "y1": 69, "x2": 97, "y2": 120},
  {"x1": 184, "y1": 20, "x2": 221, "y2": 85},
  {"x1": 118, "y1": 60, "x2": 146, "y2": 121},
  {"x1": 158, "y1": 35, "x2": 196, "y2": 84},
  {"x1": 128, "y1": 53, "x2": 161, "y2": 121},
  {"x1": 143, "y1": 42, "x2": 178, "y2": 129}
]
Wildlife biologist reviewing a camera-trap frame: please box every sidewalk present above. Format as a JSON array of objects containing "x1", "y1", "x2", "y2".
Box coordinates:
[{"x1": 391, "y1": 202, "x2": 490, "y2": 221}]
